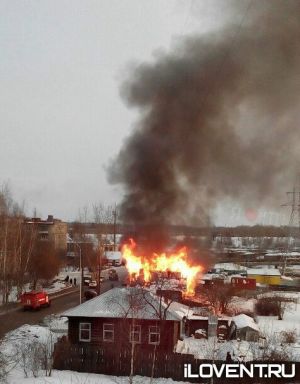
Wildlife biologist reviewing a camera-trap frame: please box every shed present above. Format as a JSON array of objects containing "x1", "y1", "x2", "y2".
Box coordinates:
[{"x1": 229, "y1": 314, "x2": 260, "y2": 342}]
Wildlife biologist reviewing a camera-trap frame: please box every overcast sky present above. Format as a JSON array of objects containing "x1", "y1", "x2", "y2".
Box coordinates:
[{"x1": 0, "y1": 1, "x2": 289, "y2": 225}]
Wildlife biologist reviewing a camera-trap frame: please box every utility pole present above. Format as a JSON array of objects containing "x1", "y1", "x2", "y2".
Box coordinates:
[
  {"x1": 97, "y1": 244, "x2": 102, "y2": 295},
  {"x1": 113, "y1": 204, "x2": 117, "y2": 251},
  {"x1": 68, "y1": 235, "x2": 83, "y2": 304},
  {"x1": 80, "y1": 245, "x2": 83, "y2": 304},
  {"x1": 75, "y1": 242, "x2": 83, "y2": 304},
  {"x1": 281, "y1": 176, "x2": 300, "y2": 274}
]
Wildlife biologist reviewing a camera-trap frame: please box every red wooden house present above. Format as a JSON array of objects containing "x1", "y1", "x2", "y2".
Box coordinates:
[{"x1": 63, "y1": 287, "x2": 181, "y2": 352}]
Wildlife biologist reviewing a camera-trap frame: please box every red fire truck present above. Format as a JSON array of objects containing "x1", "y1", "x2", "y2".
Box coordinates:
[{"x1": 20, "y1": 291, "x2": 51, "y2": 310}]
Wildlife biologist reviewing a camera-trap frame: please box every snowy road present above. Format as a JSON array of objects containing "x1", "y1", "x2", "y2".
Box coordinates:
[
  {"x1": 0, "y1": 268, "x2": 128, "y2": 339},
  {"x1": 0, "y1": 289, "x2": 80, "y2": 339}
]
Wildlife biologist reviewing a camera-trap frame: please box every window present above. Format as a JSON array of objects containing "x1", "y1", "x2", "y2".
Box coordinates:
[
  {"x1": 149, "y1": 326, "x2": 160, "y2": 345},
  {"x1": 103, "y1": 323, "x2": 114, "y2": 342},
  {"x1": 79, "y1": 323, "x2": 91, "y2": 342},
  {"x1": 130, "y1": 325, "x2": 141, "y2": 343}
]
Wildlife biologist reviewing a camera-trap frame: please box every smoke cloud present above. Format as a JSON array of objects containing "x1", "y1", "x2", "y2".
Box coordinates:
[{"x1": 109, "y1": 0, "x2": 300, "y2": 233}]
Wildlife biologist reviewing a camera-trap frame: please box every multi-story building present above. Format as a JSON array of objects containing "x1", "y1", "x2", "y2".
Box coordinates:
[{"x1": 24, "y1": 215, "x2": 67, "y2": 252}]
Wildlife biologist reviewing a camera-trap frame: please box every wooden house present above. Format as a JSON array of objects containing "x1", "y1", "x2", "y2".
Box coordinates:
[{"x1": 63, "y1": 287, "x2": 181, "y2": 352}]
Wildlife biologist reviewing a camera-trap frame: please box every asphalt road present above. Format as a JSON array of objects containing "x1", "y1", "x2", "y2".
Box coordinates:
[
  {"x1": 0, "y1": 267, "x2": 128, "y2": 340},
  {"x1": 0, "y1": 289, "x2": 80, "y2": 339}
]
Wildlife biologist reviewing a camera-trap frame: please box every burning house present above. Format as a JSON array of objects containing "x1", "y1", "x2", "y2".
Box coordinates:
[{"x1": 121, "y1": 238, "x2": 203, "y2": 296}]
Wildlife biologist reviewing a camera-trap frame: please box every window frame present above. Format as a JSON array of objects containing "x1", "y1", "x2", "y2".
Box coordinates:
[
  {"x1": 148, "y1": 325, "x2": 160, "y2": 345},
  {"x1": 130, "y1": 324, "x2": 141, "y2": 344},
  {"x1": 79, "y1": 322, "x2": 91, "y2": 342},
  {"x1": 103, "y1": 323, "x2": 114, "y2": 342}
]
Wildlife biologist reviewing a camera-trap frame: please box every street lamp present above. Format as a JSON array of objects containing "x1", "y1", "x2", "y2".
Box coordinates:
[
  {"x1": 97, "y1": 245, "x2": 102, "y2": 295},
  {"x1": 68, "y1": 235, "x2": 83, "y2": 304}
]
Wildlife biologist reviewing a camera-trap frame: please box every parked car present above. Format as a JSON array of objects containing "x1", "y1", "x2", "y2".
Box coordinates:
[
  {"x1": 108, "y1": 269, "x2": 119, "y2": 281},
  {"x1": 84, "y1": 277, "x2": 92, "y2": 286},
  {"x1": 20, "y1": 291, "x2": 51, "y2": 310},
  {"x1": 88, "y1": 280, "x2": 97, "y2": 288},
  {"x1": 84, "y1": 289, "x2": 98, "y2": 301}
]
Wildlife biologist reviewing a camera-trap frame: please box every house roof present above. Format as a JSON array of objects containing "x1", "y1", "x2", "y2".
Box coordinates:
[
  {"x1": 232, "y1": 314, "x2": 260, "y2": 332},
  {"x1": 63, "y1": 287, "x2": 181, "y2": 321},
  {"x1": 247, "y1": 268, "x2": 281, "y2": 276},
  {"x1": 214, "y1": 263, "x2": 247, "y2": 271},
  {"x1": 167, "y1": 301, "x2": 230, "y2": 323}
]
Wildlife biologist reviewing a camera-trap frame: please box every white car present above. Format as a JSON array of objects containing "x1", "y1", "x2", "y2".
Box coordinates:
[{"x1": 88, "y1": 280, "x2": 97, "y2": 288}]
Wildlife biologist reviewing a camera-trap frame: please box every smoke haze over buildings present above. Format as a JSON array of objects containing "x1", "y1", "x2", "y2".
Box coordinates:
[{"x1": 109, "y1": 0, "x2": 300, "y2": 232}]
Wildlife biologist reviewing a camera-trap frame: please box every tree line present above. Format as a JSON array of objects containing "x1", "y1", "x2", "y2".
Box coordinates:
[{"x1": 0, "y1": 185, "x2": 60, "y2": 304}]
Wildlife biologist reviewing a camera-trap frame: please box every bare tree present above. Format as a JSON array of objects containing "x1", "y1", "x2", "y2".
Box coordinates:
[
  {"x1": 27, "y1": 239, "x2": 60, "y2": 290},
  {"x1": 107, "y1": 288, "x2": 148, "y2": 384},
  {"x1": 125, "y1": 284, "x2": 175, "y2": 384},
  {"x1": 92, "y1": 203, "x2": 116, "y2": 246},
  {"x1": 255, "y1": 332, "x2": 294, "y2": 362},
  {"x1": 92, "y1": 203, "x2": 116, "y2": 289},
  {"x1": 106, "y1": 287, "x2": 173, "y2": 384},
  {"x1": 202, "y1": 284, "x2": 236, "y2": 315},
  {"x1": 0, "y1": 349, "x2": 8, "y2": 383},
  {"x1": 0, "y1": 184, "x2": 65, "y2": 302},
  {"x1": 256, "y1": 294, "x2": 293, "y2": 320},
  {"x1": 0, "y1": 184, "x2": 27, "y2": 303},
  {"x1": 9, "y1": 329, "x2": 55, "y2": 379}
]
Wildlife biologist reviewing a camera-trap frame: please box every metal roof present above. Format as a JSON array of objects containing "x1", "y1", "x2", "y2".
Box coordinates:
[
  {"x1": 63, "y1": 287, "x2": 181, "y2": 321},
  {"x1": 247, "y1": 268, "x2": 281, "y2": 276}
]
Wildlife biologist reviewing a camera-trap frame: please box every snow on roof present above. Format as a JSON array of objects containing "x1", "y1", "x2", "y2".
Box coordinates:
[
  {"x1": 105, "y1": 251, "x2": 122, "y2": 260},
  {"x1": 214, "y1": 263, "x2": 247, "y2": 271},
  {"x1": 265, "y1": 251, "x2": 300, "y2": 257},
  {"x1": 63, "y1": 287, "x2": 181, "y2": 321},
  {"x1": 247, "y1": 268, "x2": 281, "y2": 276},
  {"x1": 168, "y1": 301, "x2": 230, "y2": 322},
  {"x1": 232, "y1": 314, "x2": 260, "y2": 332},
  {"x1": 162, "y1": 301, "x2": 190, "y2": 320},
  {"x1": 195, "y1": 329, "x2": 207, "y2": 335}
]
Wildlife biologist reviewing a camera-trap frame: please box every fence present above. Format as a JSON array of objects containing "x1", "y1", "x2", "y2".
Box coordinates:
[{"x1": 53, "y1": 340, "x2": 300, "y2": 383}]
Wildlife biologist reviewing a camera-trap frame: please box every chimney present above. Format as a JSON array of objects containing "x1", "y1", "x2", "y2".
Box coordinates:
[{"x1": 47, "y1": 215, "x2": 54, "y2": 222}]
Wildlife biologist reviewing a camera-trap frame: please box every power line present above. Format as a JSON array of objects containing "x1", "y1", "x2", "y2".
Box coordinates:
[{"x1": 281, "y1": 174, "x2": 300, "y2": 273}]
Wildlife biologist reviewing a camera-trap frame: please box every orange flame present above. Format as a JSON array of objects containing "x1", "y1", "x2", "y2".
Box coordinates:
[{"x1": 122, "y1": 238, "x2": 202, "y2": 295}]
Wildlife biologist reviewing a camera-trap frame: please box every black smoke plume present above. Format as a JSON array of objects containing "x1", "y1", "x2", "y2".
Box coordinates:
[{"x1": 109, "y1": 0, "x2": 300, "y2": 245}]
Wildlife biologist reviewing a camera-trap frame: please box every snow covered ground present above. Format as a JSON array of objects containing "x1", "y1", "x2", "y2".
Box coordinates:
[
  {"x1": 176, "y1": 337, "x2": 258, "y2": 362},
  {"x1": 1, "y1": 317, "x2": 68, "y2": 358},
  {"x1": 228, "y1": 296, "x2": 257, "y2": 314},
  {"x1": 1, "y1": 320, "x2": 189, "y2": 384},
  {"x1": 7, "y1": 371, "x2": 189, "y2": 384},
  {"x1": 0, "y1": 272, "x2": 78, "y2": 306},
  {"x1": 175, "y1": 292, "x2": 300, "y2": 362},
  {"x1": 1, "y1": 323, "x2": 187, "y2": 383}
]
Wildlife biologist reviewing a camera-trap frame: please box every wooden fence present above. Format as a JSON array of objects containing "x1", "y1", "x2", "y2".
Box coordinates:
[{"x1": 53, "y1": 340, "x2": 300, "y2": 383}]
